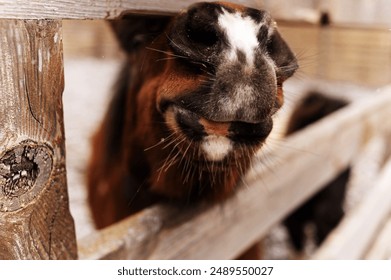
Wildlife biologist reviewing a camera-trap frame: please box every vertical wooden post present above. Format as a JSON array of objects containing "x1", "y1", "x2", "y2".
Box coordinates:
[{"x1": 0, "y1": 20, "x2": 77, "y2": 259}]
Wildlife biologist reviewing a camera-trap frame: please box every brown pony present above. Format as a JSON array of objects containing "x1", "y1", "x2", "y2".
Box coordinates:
[{"x1": 87, "y1": 2, "x2": 298, "y2": 256}]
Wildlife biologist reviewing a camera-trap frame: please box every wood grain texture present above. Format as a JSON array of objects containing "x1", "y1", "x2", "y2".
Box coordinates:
[
  {"x1": 78, "y1": 88, "x2": 391, "y2": 259},
  {"x1": 0, "y1": 20, "x2": 77, "y2": 259},
  {"x1": 0, "y1": 0, "x2": 262, "y2": 19}
]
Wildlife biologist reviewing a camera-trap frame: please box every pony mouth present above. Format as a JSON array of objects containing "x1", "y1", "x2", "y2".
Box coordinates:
[
  {"x1": 162, "y1": 104, "x2": 273, "y2": 162},
  {"x1": 165, "y1": 104, "x2": 273, "y2": 143}
]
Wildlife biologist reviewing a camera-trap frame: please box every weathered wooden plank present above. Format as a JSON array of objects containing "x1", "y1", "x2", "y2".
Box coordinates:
[
  {"x1": 0, "y1": 0, "x2": 262, "y2": 19},
  {"x1": 365, "y1": 216, "x2": 391, "y2": 259},
  {"x1": 313, "y1": 156, "x2": 391, "y2": 260},
  {"x1": 78, "y1": 87, "x2": 391, "y2": 259},
  {"x1": 0, "y1": 20, "x2": 77, "y2": 259},
  {"x1": 344, "y1": 135, "x2": 390, "y2": 211},
  {"x1": 1, "y1": 0, "x2": 390, "y2": 27}
]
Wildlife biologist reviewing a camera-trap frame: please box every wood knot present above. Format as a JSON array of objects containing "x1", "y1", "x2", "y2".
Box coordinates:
[{"x1": 0, "y1": 140, "x2": 53, "y2": 212}]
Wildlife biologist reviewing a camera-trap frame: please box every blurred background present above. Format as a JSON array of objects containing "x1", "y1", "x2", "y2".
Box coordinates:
[{"x1": 61, "y1": 0, "x2": 391, "y2": 258}]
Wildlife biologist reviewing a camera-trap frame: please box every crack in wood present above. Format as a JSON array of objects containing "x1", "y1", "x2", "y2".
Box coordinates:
[{"x1": 23, "y1": 72, "x2": 49, "y2": 134}]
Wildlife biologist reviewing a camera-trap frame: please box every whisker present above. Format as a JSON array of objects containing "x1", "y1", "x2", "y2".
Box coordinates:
[
  {"x1": 156, "y1": 136, "x2": 186, "y2": 181},
  {"x1": 156, "y1": 57, "x2": 180, "y2": 62},
  {"x1": 163, "y1": 135, "x2": 183, "y2": 150},
  {"x1": 163, "y1": 149, "x2": 182, "y2": 172},
  {"x1": 144, "y1": 133, "x2": 176, "y2": 151},
  {"x1": 146, "y1": 46, "x2": 188, "y2": 59}
]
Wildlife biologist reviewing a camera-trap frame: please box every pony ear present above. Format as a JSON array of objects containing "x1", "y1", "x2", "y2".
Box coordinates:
[
  {"x1": 267, "y1": 29, "x2": 298, "y2": 81},
  {"x1": 109, "y1": 14, "x2": 172, "y2": 53}
]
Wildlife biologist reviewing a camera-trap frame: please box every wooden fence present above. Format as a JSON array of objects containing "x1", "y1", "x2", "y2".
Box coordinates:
[{"x1": 1, "y1": 0, "x2": 391, "y2": 260}]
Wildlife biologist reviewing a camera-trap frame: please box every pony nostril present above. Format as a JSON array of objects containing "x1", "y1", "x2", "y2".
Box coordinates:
[
  {"x1": 229, "y1": 119, "x2": 273, "y2": 144},
  {"x1": 185, "y1": 3, "x2": 220, "y2": 47},
  {"x1": 186, "y1": 24, "x2": 218, "y2": 46},
  {"x1": 168, "y1": 2, "x2": 224, "y2": 63}
]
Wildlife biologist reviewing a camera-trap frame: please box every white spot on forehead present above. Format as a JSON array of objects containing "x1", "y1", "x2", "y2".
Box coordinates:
[
  {"x1": 201, "y1": 135, "x2": 232, "y2": 161},
  {"x1": 218, "y1": 9, "x2": 261, "y2": 66}
]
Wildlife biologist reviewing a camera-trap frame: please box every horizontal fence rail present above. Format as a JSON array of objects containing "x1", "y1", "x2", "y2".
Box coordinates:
[
  {"x1": 1, "y1": 0, "x2": 390, "y2": 27},
  {"x1": 78, "y1": 87, "x2": 391, "y2": 259},
  {"x1": 0, "y1": 0, "x2": 261, "y2": 19}
]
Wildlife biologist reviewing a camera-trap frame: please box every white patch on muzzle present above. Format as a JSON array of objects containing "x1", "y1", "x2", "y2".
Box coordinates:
[{"x1": 201, "y1": 135, "x2": 232, "y2": 161}]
